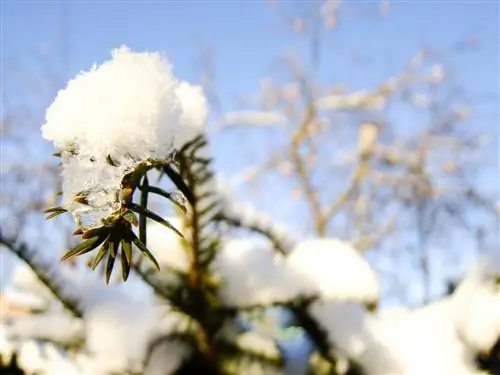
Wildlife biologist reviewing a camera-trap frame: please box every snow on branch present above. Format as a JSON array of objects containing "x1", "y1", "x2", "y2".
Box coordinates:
[
  {"x1": 306, "y1": 252, "x2": 500, "y2": 375},
  {"x1": 213, "y1": 237, "x2": 380, "y2": 310},
  {"x1": 39, "y1": 45, "x2": 208, "y2": 282},
  {"x1": 0, "y1": 230, "x2": 83, "y2": 318}
]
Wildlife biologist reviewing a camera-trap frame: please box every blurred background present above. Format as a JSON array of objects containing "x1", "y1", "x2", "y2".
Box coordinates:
[{"x1": 1, "y1": 0, "x2": 498, "y2": 312}]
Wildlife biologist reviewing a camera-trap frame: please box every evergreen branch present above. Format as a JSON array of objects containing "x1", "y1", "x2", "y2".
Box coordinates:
[
  {"x1": 131, "y1": 262, "x2": 175, "y2": 302},
  {"x1": 138, "y1": 184, "x2": 188, "y2": 214},
  {"x1": 288, "y1": 299, "x2": 339, "y2": 370},
  {"x1": 174, "y1": 135, "x2": 225, "y2": 363},
  {"x1": 216, "y1": 339, "x2": 283, "y2": 368},
  {"x1": 139, "y1": 175, "x2": 149, "y2": 246},
  {"x1": 161, "y1": 163, "x2": 196, "y2": 207},
  {"x1": 144, "y1": 333, "x2": 196, "y2": 373},
  {"x1": 127, "y1": 202, "x2": 183, "y2": 239},
  {"x1": 0, "y1": 229, "x2": 83, "y2": 318}
]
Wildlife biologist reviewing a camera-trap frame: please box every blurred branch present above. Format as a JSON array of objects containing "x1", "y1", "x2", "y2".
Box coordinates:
[
  {"x1": 289, "y1": 68, "x2": 324, "y2": 235},
  {"x1": 353, "y1": 215, "x2": 396, "y2": 251},
  {"x1": 0, "y1": 229, "x2": 83, "y2": 318},
  {"x1": 322, "y1": 123, "x2": 378, "y2": 230}
]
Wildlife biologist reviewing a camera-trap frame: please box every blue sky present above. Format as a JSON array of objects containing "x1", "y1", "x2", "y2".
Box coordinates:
[
  {"x1": 1, "y1": 0, "x2": 499, "y2": 304},
  {"x1": 3, "y1": 0, "x2": 498, "y2": 106}
]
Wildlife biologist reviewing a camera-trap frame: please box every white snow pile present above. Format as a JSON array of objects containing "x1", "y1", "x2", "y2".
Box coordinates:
[
  {"x1": 309, "y1": 251, "x2": 500, "y2": 375},
  {"x1": 213, "y1": 238, "x2": 304, "y2": 307},
  {"x1": 221, "y1": 330, "x2": 283, "y2": 375},
  {"x1": 143, "y1": 337, "x2": 192, "y2": 375},
  {"x1": 451, "y1": 252, "x2": 500, "y2": 354},
  {"x1": 41, "y1": 45, "x2": 208, "y2": 224},
  {"x1": 213, "y1": 237, "x2": 379, "y2": 308},
  {"x1": 83, "y1": 298, "x2": 190, "y2": 375},
  {"x1": 7, "y1": 312, "x2": 84, "y2": 346},
  {"x1": 287, "y1": 238, "x2": 379, "y2": 303},
  {"x1": 2, "y1": 230, "x2": 499, "y2": 375},
  {"x1": 1, "y1": 261, "x2": 192, "y2": 375}
]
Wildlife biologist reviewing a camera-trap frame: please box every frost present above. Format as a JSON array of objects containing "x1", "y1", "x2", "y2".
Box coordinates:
[{"x1": 41, "y1": 46, "x2": 208, "y2": 224}]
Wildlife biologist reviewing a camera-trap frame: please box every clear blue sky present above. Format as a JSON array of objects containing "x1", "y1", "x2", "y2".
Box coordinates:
[
  {"x1": 3, "y1": 0, "x2": 498, "y2": 108},
  {"x1": 1, "y1": 0, "x2": 499, "y2": 304}
]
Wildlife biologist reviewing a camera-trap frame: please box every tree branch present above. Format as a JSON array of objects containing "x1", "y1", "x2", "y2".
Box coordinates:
[{"x1": 0, "y1": 229, "x2": 83, "y2": 318}]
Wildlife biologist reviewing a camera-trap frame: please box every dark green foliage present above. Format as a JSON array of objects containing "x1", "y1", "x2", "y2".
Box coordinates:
[
  {"x1": 0, "y1": 353, "x2": 26, "y2": 375},
  {"x1": 476, "y1": 338, "x2": 500, "y2": 375},
  {"x1": 44, "y1": 151, "x2": 192, "y2": 283}
]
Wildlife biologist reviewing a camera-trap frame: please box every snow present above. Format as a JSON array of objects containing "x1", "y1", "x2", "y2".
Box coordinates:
[
  {"x1": 2, "y1": 287, "x2": 48, "y2": 311},
  {"x1": 234, "y1": 331, "x2": 281, "y2": 359},
  {"x1": 84, "y1": 299, "x2": 166, "y2": 374},
  {"x1": 144, "y1": 338, "x2": 192, "y2": 375},
  {"x1": 213, "y1": 238, "x2": 309, "y2": 307},
  {"x1": 6, "y1": 313, "x2": 83, "y2": 345},
  {"x1": 3, "y1": 339, "x2": 83, "y2": 375},
  {"x1": 311, "y1": 301, "x2": 375, "y2": 361},
  {"x1": 34, "y1": 344, "x2": 83, "y2": 375},
  {"x1": 146, "y1": 218, "x2": 189, "y2": 272},
  {"x1": 11, "y1": 264, "x2": 54, "y2": 300},
  {"x1": 286, "y1": 238, "x2": 380, "y2": 303},
  {"x1": 316, "y1": 91, "x2": 386, "y2": 111},
  {"x1": 213, "y1": 237, "x2": 380, "y2": 308},
  {"x1": 41, "y1": 46, "x2": 208, "y2": 224},
  {"x1": 0, "y1": 325, "x2": 13, "y2": 360},
  {"x1": 367, "y1": 299, "x2": 481, "y2": 375},
  {"x1": 42, "y1": 45, "x2": 179, "y2": 158},
  {"x1": 175, "y1": 81, "x2": 209, "y2": 146},
  {"x1": 17, "y1": 340, "x2": 46, "y2": 374},
  {"x1": 450, "y1": 252, "x2": 500, "y2": 354},
  {"x1": 3, "y1": 262, "x2": 191, "y2": 375},
  {"x1": 309, "y1": 255, "x2": 500, "y2": 375},
  {"x1": 4, "y1": 223, "x2": 499, "y2": 375}
]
